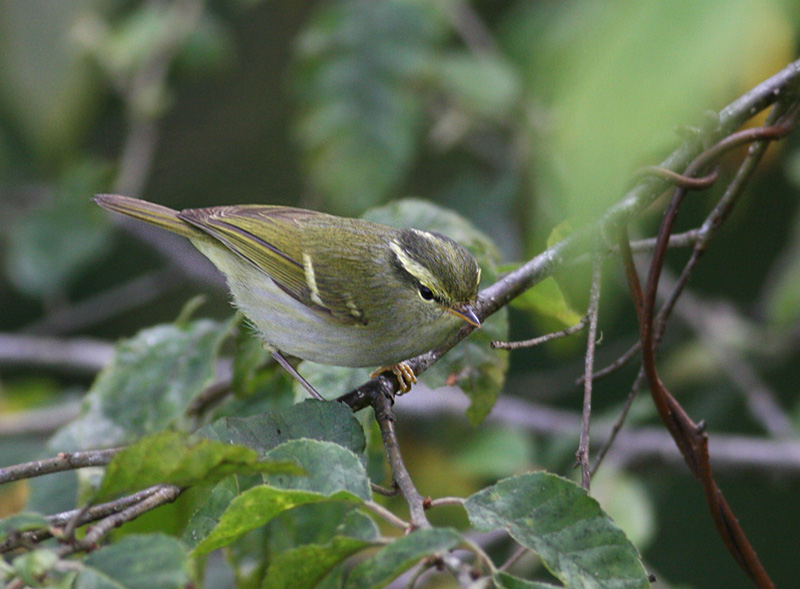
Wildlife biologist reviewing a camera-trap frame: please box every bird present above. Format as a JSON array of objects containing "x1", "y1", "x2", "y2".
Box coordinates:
[{"x1": 94, "y1": 194, "x2": 481, "y2": 399}]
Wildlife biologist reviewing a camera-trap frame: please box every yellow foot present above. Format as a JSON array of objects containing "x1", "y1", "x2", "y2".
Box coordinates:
[{"x1": 370, "y1": 362, "x2": 418, "y2": 393}]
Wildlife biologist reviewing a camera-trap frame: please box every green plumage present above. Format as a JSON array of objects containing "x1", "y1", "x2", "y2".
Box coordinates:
[{"x1": 94, "y1": 194, "x2": 480, "y2": 372}]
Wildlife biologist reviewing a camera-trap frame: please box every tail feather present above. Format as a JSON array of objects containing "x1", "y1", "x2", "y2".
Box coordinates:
[{"x1": 94, "y1": 194, "x2": 199, "y2": 239}]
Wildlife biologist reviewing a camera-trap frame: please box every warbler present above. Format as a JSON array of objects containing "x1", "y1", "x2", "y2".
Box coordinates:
[{"x1": 95, "y1": 194, "x2": 481, "y2": 397}]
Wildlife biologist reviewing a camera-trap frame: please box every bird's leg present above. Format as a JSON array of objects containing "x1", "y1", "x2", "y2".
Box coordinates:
[
  {"x1": 271, "y1": 349, "x2": 325, "y2": 400},
  {"x1": 370, "y1": 362, "x2": 417, "y2": 394}
]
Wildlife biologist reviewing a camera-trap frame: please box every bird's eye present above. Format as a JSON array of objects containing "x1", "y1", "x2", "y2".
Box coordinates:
[{"x1": 418, "y1": 284, "x2": 435, "y2": 301}]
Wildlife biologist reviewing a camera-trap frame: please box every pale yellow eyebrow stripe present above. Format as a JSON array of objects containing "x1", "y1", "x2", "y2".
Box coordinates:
[{"x1": 389, "y1": 239, "x2": 439, "y2": 290}]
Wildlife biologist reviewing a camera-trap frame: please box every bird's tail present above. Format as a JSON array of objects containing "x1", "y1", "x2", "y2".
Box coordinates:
[{"x1": 94, "y1": 194, "x2": 198, "y2": 239}]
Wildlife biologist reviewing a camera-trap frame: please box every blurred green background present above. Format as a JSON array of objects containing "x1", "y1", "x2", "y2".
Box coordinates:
[{"x1": 2, "y1": 0, "x2": 800, "y2": 587}]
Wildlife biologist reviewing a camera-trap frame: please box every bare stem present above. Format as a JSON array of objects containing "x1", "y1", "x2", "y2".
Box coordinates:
[
  {"x1": 56, "y1": 485, "x2": 183, "y2": 557},
  {"x1": 371, "y1": 390, "x2": 430, "y2": 530},
  {"x1": 576, "y1": 253, "x2": 603, "y2": 490},
  {"x1": 338, "y1": 57, "x2": 800, "y2": 412},
  {"x1": 0, "y1": 449, "x2": 120, "y2": 485},
  {"x1": 491, "y1": 315, "x2": 588, "y2": 350}
]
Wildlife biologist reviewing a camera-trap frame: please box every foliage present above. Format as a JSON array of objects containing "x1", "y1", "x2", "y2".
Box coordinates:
[{"x1": 2, "y1": 1, "x2": 800, "y2": 588}]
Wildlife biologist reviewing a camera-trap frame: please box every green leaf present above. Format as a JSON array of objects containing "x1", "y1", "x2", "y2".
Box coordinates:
[
  {"x1": 182, "y1": 478, "x2": 238, "y2": 549},
  {"x1": 200, "y1": 399, "x2": 366, "y2": 457},
  {"x1": 95, "y1": 431, "x2": 302, "y2": 502},
  {"x1": 0, "y1": 2, "x2": 101, "y2": 161},
  {"x1": 435, "y1": 53, "x2": 522, "y2": 119},
  {"x1": 231, "y1": 320, "x2": 272, "y2": 397},
  {"x1": 78, "y1": 534, "x2": 190, "y2": 589},
  {"x1": 262, "y1": 535, "x2": 374, "y2": 589},
  {"x1": 181, "y1": 435, "x2": 373, "y2": 557},
  {"x1": 511, "y1": 277, "x2": 583, "y2": 326},
  {"x1": 265, "y1": 502, "x2": 377, "y2": 556},
  {"x1": 343, "y1": 528, "x2": 462, "y2": 589},
  {"x1": 0, "y1": 513, "x2": 49, "y2": 543},
  {"x1": 49, "y1": 318, "x2": 232, "y2": 451},
  {"x1": 465, "y1": 473, "x2": 649, "y2": 588},
  {"x1": 494, "y1": 571, "x2": 560, "y2": 588},
  {"x1": 264, "y1": 439, "x2": 370, "y2": 500},
  {"x1": 503, "y1": 0, "x2": 795, "y2": 222},
  {"x1": 292, "y1": 0, "x2": 444, "y2": 213},
  {"x1": 193, "y1": 486, "x2": 362, "y2": 555},
  {"x1": 10, "y1": 549, "x2": 60, "y2": 587}
]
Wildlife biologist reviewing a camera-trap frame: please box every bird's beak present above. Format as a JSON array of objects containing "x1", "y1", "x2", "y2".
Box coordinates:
[{"x1": 448, "y1": 304, "x2": 481, "y2": 328}]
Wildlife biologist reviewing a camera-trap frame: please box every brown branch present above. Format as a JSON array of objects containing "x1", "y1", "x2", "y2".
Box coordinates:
[
  {"x1": 585, "y1": 101, "x2": 800, "y2": 387},
  {"x1": 634, "y1": 165, "x2": 719, "y2": 189},
  {"x1": 0, "y1": 487, "x2": 164, "y2": 553},
  {"x1": 491, "y1": 315, "x2": 588, "y2": 349},
  {"x1": 333, "y1": 62, "x2": 800, "y2": 413},
  {"x1": 56, "y1": 485, "x2": 183, "y2": 557},
  {"x1": 576, "y1": 253, "x2": 603, "y2": 490},
  {"x1": 0, "y1": 449, "x2": 121, "y2": 485},
  {"x1": 397, "y1": 390, "x2": 800, "y2": 474},
  {"x1": 371, "y1": 388, "x2": 431, "y2": 530},
  {"x1": 624, "y1": 225, "x2": 772, "y2": 585},
  {"x1": 622, "y1": 106, "x2": 800, "y2": 587}
]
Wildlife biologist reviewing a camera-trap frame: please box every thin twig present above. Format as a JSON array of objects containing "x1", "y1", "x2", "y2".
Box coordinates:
[
  {"x1": 633, "y1": 165, "x2": 719, "y2": 189},
  {"x1": 576, "y1": 253, "x2": 602, "y2": 489},
  {"x1": 371, "y1": 390, "x2": 430, "y2": 530},
  {"x1": 591, "y1": 368, "x2": 646, "y2": 476},
  {"x1": 499, "y1": 545, "x2": 529, "y2": 573},
  {"x1": 583, "y1": 103, "x2": 800, "y2": 388},
  {"x1": 338, "y1": 58, "x2": 800, "y2": 413},
  {"x1": 364, "y1": 500, "x2": 409, "y2": 530},
  {"x1": 627, "y1": 109, "x2": 800, "y2": 587},
  {"x1": 579, "y1": 340, "x2": 641, "y2": 384},
  {"x1": 0, "y1": 448, "x2": 121, "y2": 485},
  {"x1": 426, "y1": 497, "x2": 465, "y2": 509},
  {"x1": 56, "y1": 485, "x2": 183, "y2": 557},
  {"x1": 370, "y1": 481, "x2": 400, "y2": 496},
  {"x1": 0, "y1": 333, "x2": 114, "y2": 373},
  {"x1": 491, "y1": 315, "x2": 588, "y2": 350},
  {"x1": 0, "y1": 487, "x2": 164, "y2": 553}
]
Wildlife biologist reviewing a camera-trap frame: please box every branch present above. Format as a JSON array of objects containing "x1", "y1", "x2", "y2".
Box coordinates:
[
  {"x1": 337, "y1": 57, "x2": 800, "y2": 412},
  {"x1": 371, "y1": 390, "x2": 431, "y2": 530},
  {"x1": 620, "y1": 103, "x2": 800, "y2": 586},
  {"x1": 576, "y1": 253, "x2": 603, "y2": 489},
  {"x1": 56, "y1": 485, "x2": 183, "y2": 557},
  {"x1": 395, "y1": 389, "x2": 800, "y2": 474},
  {"x1": 0, "y1": 486, "x2": 163, "y2": 553},
  {"x1": 0, "y1": 333, "x2": 114, "y2": 373},
  {"x1": 0, "y1": 449, "x2": 120, "y2": 485}
]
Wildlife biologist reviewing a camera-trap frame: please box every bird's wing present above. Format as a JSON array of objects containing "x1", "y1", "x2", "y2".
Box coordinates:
[{"x1": 178, "y1": 205, "x2": 365, "y2": 325}]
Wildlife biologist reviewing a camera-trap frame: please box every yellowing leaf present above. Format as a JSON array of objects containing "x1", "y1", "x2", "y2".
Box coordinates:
[{"x1": 512, "y1": 277, "x2": 583, "y2": 327}]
